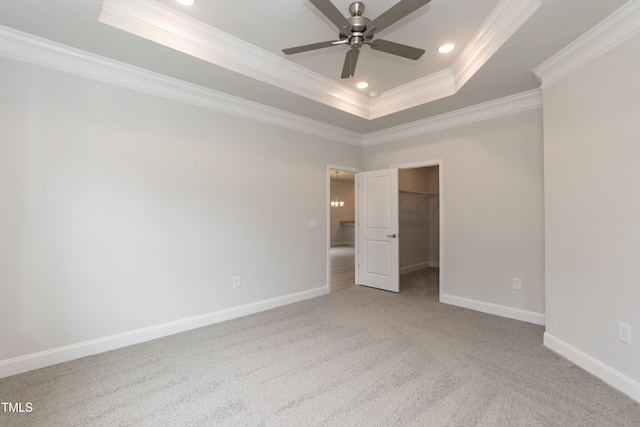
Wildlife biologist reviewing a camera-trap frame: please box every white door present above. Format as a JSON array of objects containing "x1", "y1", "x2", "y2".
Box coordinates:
[{"x1": 356, "y1": 168, "x2": 399, "y2": 292}]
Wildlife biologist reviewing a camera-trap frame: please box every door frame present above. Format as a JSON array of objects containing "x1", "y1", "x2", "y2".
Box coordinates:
[
  {"x1": 392, "y1": 159, "x2": 444, "y2": 301},
  {"x1": 326, "y1": 164, "x2": 361, "y2": 293},
  {"x1": 327, "y1": 160, "x2": 443, "y2": 298}
]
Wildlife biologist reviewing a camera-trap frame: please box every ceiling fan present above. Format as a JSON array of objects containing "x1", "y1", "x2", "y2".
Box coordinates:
[{"x1": 283, "y1": 0, "x2": 431, "y2": 79}]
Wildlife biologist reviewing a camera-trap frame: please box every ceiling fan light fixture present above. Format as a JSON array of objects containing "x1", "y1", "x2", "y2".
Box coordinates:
[
  {"x1": 438, "y1": 43, "x2": 455, "y2": 54},
  {"x1": 176, "y1": 0, "x2": 195, "y2": 6},
  {"x1": 356, "y1": 81, "x2": 369, "y2": 89}
]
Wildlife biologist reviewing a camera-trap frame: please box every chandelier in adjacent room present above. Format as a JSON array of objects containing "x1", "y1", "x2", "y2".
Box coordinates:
[{"x1": 331, "y1": 171, "x2": 344, "y2": 208}]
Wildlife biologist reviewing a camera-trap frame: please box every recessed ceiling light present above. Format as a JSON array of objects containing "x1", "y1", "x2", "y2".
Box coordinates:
[
  {"x1": 369, "y1": 91, "x2": 380, "y2": 98},
  {"x1": 356, "y1": 82, "x2": 369, "y2": 89},
  {"x1": 438, "y1": 43, "x2": 455, "y2": 54},
  {"x1": 176, "y1": 0, "x2": 195, "y2": 6}
]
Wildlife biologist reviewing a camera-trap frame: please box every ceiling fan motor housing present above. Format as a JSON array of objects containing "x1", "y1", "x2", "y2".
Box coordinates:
[{"x1": 347, "y1": 2, "x2": 370, "y2": 47}]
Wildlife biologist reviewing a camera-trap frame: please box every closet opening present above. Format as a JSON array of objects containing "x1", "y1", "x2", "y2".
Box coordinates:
[{"x1": 398, "y1": 165, "x2": 440, "y2": 300}]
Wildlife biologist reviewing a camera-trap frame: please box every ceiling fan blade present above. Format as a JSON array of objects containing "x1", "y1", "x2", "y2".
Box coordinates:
[
  {"x1": 368, "y1": 0, "x2": 431, "y2": 33},
  {"x1": 369, "y1": 39, "x2": 425, "y2": 60},
  {"x1": 283, "y1": 40, "x2": 340, "y2": 55},
  {"x1": 341, "y1": 48, "x2": 360, "y2": 79},
  {"x1": 309, "y1": 0, "x2": 351, "y2": 30}
]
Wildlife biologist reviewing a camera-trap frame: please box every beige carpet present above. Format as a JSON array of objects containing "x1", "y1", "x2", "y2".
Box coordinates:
[{"x1": 2, "y1": 277, "x2": 639, "y2": 426}]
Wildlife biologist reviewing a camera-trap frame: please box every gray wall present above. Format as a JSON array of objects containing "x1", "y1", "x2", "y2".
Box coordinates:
[
  {"x1": 364, "y1": 109, "x2": 545, "y2": 316},
  {"x1": 0, "y1": 57, "x2": 362, "y2": 362},
  {"x1": 543, "y1": 33, "x2": 640, "y2": 388}
]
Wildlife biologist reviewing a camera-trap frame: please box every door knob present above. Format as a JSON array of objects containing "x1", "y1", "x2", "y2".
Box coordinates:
[{"x1": 387, "y1": 234, "x2": 397, "y2": 238}]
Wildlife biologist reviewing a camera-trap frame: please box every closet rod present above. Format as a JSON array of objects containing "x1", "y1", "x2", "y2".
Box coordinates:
[{"x1": 399, "y1": 189, "x2": 439, "y2": 206}]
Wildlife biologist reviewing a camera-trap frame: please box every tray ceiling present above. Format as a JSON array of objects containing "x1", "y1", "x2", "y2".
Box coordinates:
[{"x1": 0, "y1": 0, "x2": 632, "y2": 134}]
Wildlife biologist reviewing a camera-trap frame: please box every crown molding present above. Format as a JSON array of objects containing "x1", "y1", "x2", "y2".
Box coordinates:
[
  {"x1": 369, "y1": 69, "x2": 456, "y2": 120},
  {"x1": 99, "y1": 0, "x2": 539, "y2": 120},
  {"x1": 0, "y1": 25, "x2": 363, "y2": 146},
  {"x1": 533, "y1": 0, "x2": 640, "y2": 88},
  {"x1": 366, "y1": 0, "x2": 541, "y2": 118},
  {"x1": 451, "y1": 0, "x2": 541, "y2": 90},
  {"x1": 99, "y1": 0, "x2": 371, "y2": 119},
  {"x1": 363, "y1": 89, "x2": 542, "y2": 146},
  {"x1": 0, "y1": 23, "x2": 543, "y2": 149}
]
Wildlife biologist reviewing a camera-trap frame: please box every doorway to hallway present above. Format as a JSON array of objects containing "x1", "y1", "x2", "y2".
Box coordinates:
[{"x1": 328, "y1": 167, "x2": 357, "y2": 292}]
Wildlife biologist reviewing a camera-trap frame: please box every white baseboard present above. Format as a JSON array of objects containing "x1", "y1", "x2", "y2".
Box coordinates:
[
  {"x1": 400, "y1": 262, "x2": 430, "y2": 275},
  {"x1": 331, "y1": 241, "x2": 355, "y2": 247},
  {"x1": 544, "y1": 333, "x2": 640, "y2": 404},
  {"x1": 440, "y1": 294, "x2": 545, "y2": 326},
  {"x1": 400, "y1": 261, "x2": 439, "y2": 274},
  {"x1": 0, "y1": 286, "x2": 327, "y2": 379}
]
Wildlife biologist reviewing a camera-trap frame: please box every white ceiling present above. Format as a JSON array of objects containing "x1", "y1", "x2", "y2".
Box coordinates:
[{"x1": 0, "y1": 0, "x2": 631, "y2": 134}]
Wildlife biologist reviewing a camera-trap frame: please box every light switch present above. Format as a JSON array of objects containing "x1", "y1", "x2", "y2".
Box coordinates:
[{"x1": 308, "y1": 218, "x2": 317, "y2": 228}]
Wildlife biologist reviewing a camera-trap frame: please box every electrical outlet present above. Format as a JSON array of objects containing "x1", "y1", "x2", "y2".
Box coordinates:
[
  {"x1": 233, "y1": 277, "x2": 241, "y2": 289},
  {"x1": 618, "y1": 322, "x2": 632, "y2": 345},
  {"x1": 513, "y1": 278, "x2": 522, "y2": 290}
]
